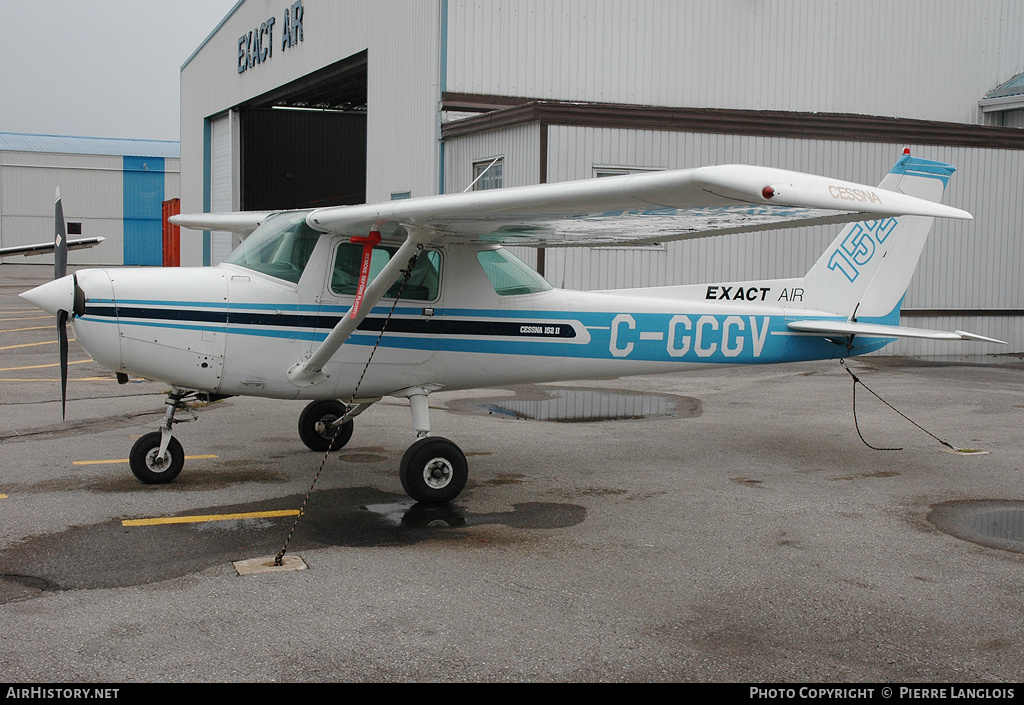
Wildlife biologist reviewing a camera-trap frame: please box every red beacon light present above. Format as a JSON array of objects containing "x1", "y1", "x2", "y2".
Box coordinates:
[
  {"x1": 904, "y1": 147, "x2": 911, "y2": 155},
  {"x1": 762, "y1": 186, "x2": 775, "y2": 200}
]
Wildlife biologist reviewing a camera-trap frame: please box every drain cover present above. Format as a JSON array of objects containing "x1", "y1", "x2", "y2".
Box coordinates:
[
  {"x1": 929, "y1": 501, "x2": 1024, "y2": 553},
  {"x1": 0, "y1": 574, "x2": 52, "y2": 604}
]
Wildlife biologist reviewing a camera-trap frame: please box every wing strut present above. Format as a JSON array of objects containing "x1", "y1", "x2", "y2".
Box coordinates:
[{"x1": 286, "y1": 227, "x2": 432, "y2": 387}]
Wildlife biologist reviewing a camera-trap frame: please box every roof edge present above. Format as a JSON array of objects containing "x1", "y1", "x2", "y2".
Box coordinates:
[{"x1": 180, "y1": 0, "x2": 247, "y2": 72}]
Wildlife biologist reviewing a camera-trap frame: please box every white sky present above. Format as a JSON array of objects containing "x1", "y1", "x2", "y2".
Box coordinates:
[{"x1": 0, "y1": 0, "x2": 241, "y2": 142}]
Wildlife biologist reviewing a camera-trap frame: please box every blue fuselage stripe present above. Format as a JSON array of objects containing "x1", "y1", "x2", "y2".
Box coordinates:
[{"x1": 79, "y1": 301, "x2": 895, "y2": 364}]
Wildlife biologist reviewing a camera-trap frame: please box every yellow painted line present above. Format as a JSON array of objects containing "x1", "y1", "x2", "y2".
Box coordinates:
[
  {"x1": 122, "y1": 509, "x2": 300, "y2": 527},
  {"x1": 0, "y1": 315, "x2": 51, "y2": 322},
  {"x1": 74, "y1": 454, "x2": 218, "y2": 466},
  {"x1": 0, "y1": 325, "x2": 52, "y2": 333},
  {"x1": 0, "y1": 338, "x2": 74, "y2": 351},
  {"x1": 0, "y1": 359, "x2": 92, "y2": 372},
  {"x1": 0, "y1": 494, "x2": 7, "y2": 499},
  {"x1": 0, "y1": 377, "x2": 110, "y2": 382}
]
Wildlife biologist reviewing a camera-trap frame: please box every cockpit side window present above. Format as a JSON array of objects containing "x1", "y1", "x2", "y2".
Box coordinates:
[
  {"x1": 330, "y1": 243, "x2": 441, "y2": 301},
  {"x1": 222, "y1": 211, "x2": 319, "y2": 284},
  {"x1": 476, "y1": 248, "x2": 553, "y2": 296}
]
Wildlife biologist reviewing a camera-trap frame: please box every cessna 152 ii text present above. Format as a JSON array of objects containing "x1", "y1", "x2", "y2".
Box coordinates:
[{"x1": 18, "y1": 152, "x2": 1003, "y2": 504}]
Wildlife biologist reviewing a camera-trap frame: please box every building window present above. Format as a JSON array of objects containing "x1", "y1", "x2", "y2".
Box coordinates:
[
  {"x1": 67, "y1": 222, "x2": 83, "y2": 235},
  {"x1": 391, "y1": 191, "x2": 411, "y2": 200},
  {"x1": 593, "y1": 165, "x2": 662, "y2": 178},
  {"x1": 472, "y1": 157, "x2": 503, "y2": 190}
]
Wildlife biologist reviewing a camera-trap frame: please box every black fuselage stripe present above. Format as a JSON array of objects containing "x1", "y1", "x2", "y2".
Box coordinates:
[{"x1": 83, "y1": 305, "x2": 577, "y2": 339}]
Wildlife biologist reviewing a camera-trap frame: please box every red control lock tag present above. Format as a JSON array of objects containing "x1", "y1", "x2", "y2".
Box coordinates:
[{"x1": 349, "y1": 230, "x2": 382, "y2": 319}]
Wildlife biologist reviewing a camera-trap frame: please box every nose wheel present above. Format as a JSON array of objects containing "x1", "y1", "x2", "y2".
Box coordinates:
[
  {"x1": 129, "y1": 432, "x2": 185, "y2": 484},
  {"x1": 129, "y1": 388, "x2": 193, "y2": 484}
]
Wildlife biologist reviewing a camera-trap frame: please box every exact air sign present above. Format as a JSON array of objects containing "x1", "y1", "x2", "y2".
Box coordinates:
[{"x1": 237, "y1": 1, "x2": 304, "y2": 74}]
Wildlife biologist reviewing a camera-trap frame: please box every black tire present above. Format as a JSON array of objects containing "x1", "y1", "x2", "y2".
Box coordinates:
[
  {"x1": 399, "y1": 437, "x2": 468, "y2": 504},
  {"x1": 129, "y1": 431, "x2": 185, "y2": 484},
  {"x1": 298, "y1": 400, "x2": 354, "y2": 452}
]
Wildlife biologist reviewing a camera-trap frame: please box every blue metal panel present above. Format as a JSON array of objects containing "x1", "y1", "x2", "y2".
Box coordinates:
[{"x1": 122, "y1": 157, "x2": 166, "y2": 266}]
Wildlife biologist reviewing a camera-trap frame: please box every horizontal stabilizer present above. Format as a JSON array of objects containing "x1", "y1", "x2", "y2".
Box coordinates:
[
  {"x1": 787, "y1": 320, "x2": 1006, "y2": 344},
  {"x1": 0, "y1": 236, "x2": 105, "y2": 259}
]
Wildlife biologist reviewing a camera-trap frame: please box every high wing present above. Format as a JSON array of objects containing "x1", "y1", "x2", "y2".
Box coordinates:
[
  {"x1": 300, "y1": 164, "x2": 972, "y2": 246},
  {"x1": 0, "y1": 236, "x2": 105, "y2": 259},
  {"x1": 168, "y1": 212, "x2": 271, "y2": 235}
]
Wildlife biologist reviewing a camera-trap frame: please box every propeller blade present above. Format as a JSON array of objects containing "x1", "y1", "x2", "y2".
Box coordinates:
[
  {"x1": 54, "y1": 188, "x2": 67, "y2": 280},
  {"x1": 57, "y1": 308, "x2": 69, "y2": 420}
]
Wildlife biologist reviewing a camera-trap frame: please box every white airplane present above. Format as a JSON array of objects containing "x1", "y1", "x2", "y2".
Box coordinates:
[{"x1": 19, "y1": 152, "x2": 1004, "y2": 504}]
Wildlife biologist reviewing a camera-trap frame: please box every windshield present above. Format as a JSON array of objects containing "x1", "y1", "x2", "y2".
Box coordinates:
[{"x1": 223, "y1": 210, "x2": 319, "y2": 283}]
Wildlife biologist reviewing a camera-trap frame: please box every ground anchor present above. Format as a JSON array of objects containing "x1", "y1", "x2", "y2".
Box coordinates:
[{"x1": 233, "y1": 555, "x2": 308, "y2": 575}]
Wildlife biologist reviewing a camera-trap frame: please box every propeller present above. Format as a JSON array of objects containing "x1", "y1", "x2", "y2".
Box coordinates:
[
  {"x1": 54, "y1": 189, "x2": 70, "y2": 419},
  {"x1": 18, "y1": 189, "x2": 86, "y2": 419}
]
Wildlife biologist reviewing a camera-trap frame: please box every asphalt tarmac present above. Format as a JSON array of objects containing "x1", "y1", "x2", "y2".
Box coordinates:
[{"x1": 1, "y1": 263, "x2": 1023, "y2": 683}]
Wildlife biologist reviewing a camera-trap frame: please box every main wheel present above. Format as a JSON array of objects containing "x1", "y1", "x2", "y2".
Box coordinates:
[
  {"x1": 129, "y1": 431, "x2": 185, "y2": 484},
  {"x1": 400, "y1": 437, "x2": 468, "y2": 504},
  {"x1": 298, "y1": 400, "x2": 354, "y2": 452}
]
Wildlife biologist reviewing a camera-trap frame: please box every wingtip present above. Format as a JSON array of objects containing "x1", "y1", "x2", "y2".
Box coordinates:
[{"x1": 954, "y1": 330, "x2": 1007, "y2": 344}]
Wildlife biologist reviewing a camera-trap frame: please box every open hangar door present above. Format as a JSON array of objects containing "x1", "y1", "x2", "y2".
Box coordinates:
[{"x1": 239, "y1": 50, "x2": 368, "y2": 212}]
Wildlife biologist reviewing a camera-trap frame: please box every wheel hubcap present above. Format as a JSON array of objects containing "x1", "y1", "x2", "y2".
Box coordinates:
[
  {"x1": 422, "y1": 457, "x2": 454, "y2": 490},
  {"x1": 145, "y1": 449, "x2": 169, "y2": 473},
  {"x1": 315, "y1": 415, "x2": 340, "y2": 439}
]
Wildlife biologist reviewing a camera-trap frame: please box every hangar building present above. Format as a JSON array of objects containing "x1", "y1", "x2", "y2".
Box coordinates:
[
  {"x1": 180, "y1": 0, "x2": 1024, "y2": 354},
  {"x1": 0, "y1": 133, "x2": 180, "y2": 267}
]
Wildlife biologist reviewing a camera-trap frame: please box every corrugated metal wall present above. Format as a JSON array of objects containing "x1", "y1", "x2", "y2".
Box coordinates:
[
  {"x1": 444, "y1": 122, "x2": 540, "y2": 191},
  {"x1": 446, "y1": 124, "x2": 1022, "y2": 353},
  {"x1": 446, "y1": 0, "x2": 1024, "y2": 125},
  {"x1": 0, "y1": 150, "x2": 180, "y2": 266},
  {"x1": 444, "y1": 122, "x2": 541, "y2": 268},
  {"x1": 178, "y1": 0, "x2": 1021, "y2": 353},
  {"x1": 440, "y1": 0, "x2": 1024, "y2": 354}
]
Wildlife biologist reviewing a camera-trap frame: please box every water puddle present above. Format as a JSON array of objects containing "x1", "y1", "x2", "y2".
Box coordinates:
[
  {"x1": 0, "y1": 487, "x2": 586, "y2": 599},
  {"x1": 929, "y1": 500, "x2": 1024, "y2": 553},
  {"x1": 448, "y1": 385, "x2": 700, "y2": 422}
]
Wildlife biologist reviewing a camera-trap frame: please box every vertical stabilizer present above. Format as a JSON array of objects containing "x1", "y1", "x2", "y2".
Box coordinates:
[{"x1": 801, "y1": 154, "x2": 956, "y2": 322}]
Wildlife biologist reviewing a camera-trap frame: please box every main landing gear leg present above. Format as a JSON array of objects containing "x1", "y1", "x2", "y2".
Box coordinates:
[
  {"x1": 397, "y1": 388, "x2": 468, "y2": 505},
  {"x1": 129, "y1": 387, "x2": 188, "y2": 484}
]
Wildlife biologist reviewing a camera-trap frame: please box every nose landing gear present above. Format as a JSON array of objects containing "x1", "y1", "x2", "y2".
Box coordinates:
[{"x1": 129, "y1": 388, "x2": 195, "y2": 484}]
